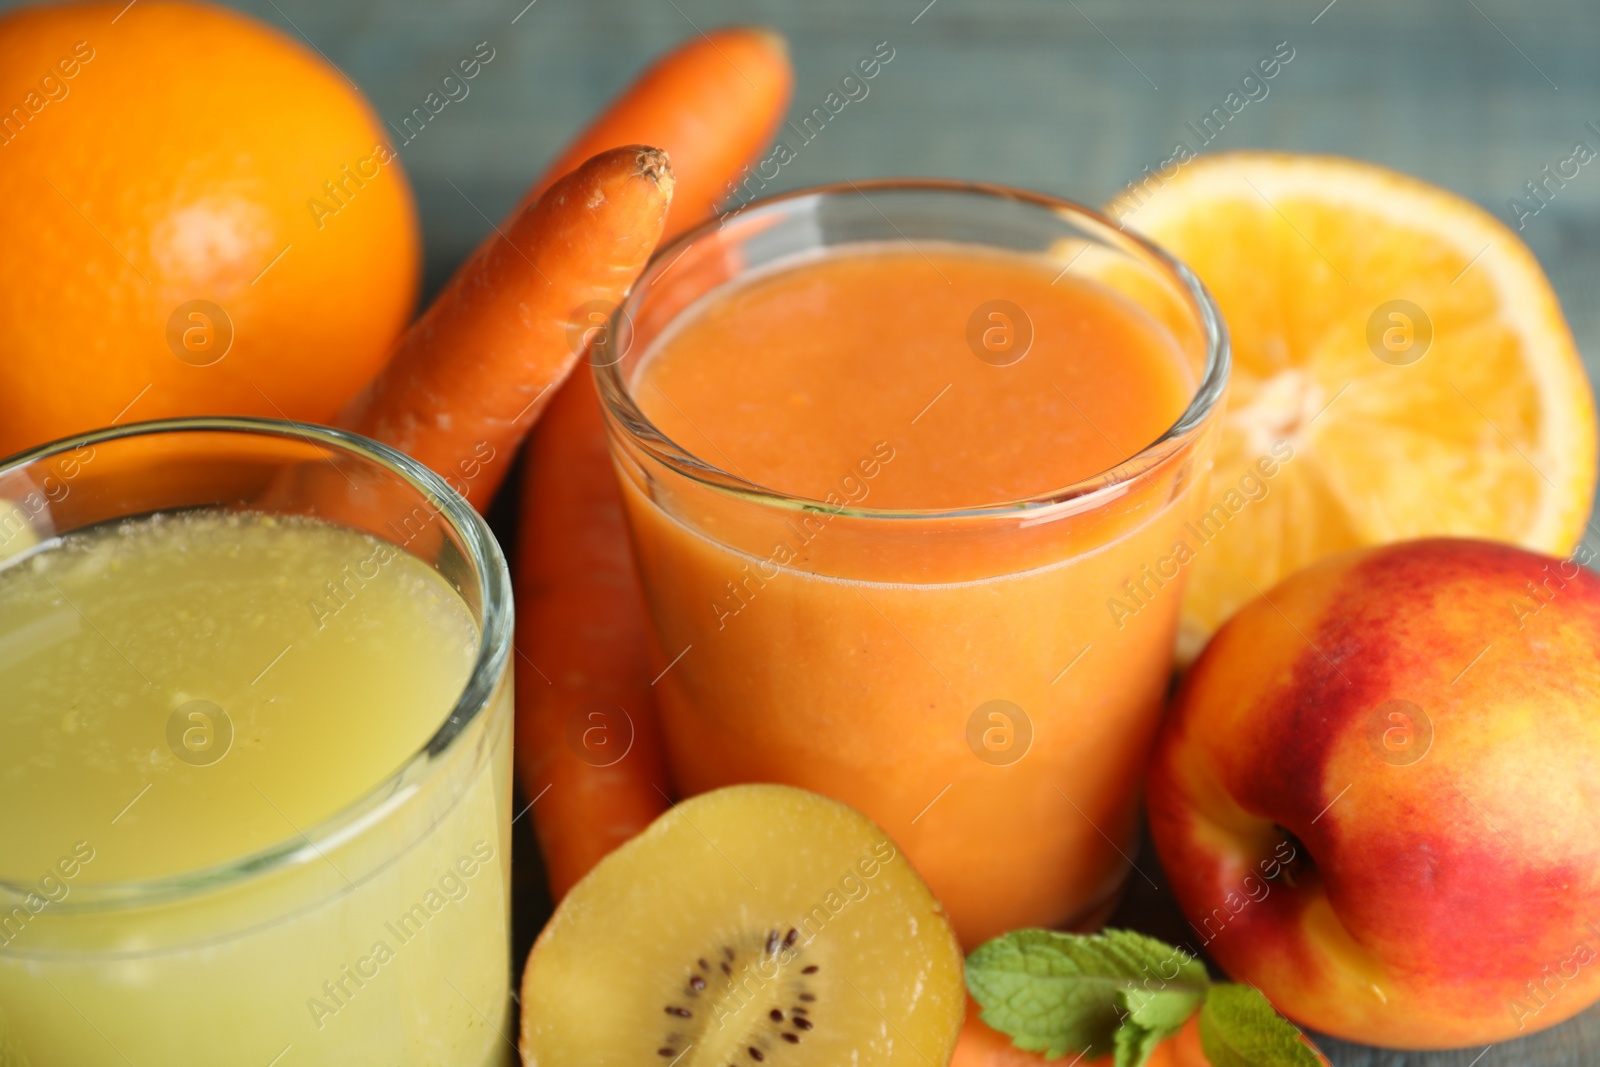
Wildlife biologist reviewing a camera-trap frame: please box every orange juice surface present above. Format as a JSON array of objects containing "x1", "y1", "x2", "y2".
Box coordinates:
[
  {"x1": 623, "y1": 245, "x2": 1211, "y2": 946},
  {"x1": 638, "y1": 248, "x2": 1192, "y2": 507}
]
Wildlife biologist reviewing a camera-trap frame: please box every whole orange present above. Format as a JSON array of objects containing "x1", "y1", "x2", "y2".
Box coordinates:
[{"x1": 0, "y1": 0, "x2": 419, "y2": 459}]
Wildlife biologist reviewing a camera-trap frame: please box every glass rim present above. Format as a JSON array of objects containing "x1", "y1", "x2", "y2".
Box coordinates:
[
  {"x1": 595, "y1": 177, "x2": 1231, "y2": 521},
  {"x1": 0, "y1": 415, "x2": 513, "y2": 909}
]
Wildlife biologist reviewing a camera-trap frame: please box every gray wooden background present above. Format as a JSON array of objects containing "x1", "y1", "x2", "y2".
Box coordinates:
[
  {"x1": 179, "y1": 0, "x2": 1600, "y2": 534},
  {"x1": 220, "y1": 0, "x2": 1600, "y2": 401},
  {"x1": 8, "y1": 0, "x2": 1597, "y2": 1062}
]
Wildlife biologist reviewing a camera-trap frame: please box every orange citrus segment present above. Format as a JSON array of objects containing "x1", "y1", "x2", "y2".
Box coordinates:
[{"x1": 1110, "y1": 152, "x2": 1597, "y2": 661}]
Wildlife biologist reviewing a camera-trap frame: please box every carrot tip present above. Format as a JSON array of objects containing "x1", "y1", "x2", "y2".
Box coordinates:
[{"x1": 634, "y1": 146, "x2": 675, "y2": 192}]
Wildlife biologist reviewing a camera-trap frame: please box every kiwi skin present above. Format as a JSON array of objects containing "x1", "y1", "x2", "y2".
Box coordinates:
[{"x1": 519, "y1": 784, "x2": 966, "y2": 1066}]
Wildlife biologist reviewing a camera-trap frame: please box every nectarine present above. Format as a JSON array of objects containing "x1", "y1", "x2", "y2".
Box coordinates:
[{"x1": 1148, "y1": 538, "x2": 1600, "y2": 1047}]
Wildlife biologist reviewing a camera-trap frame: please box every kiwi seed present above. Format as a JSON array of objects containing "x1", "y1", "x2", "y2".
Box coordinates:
[{"x1": 649, "y1": 927, "x2": 825, "y2": 1063}]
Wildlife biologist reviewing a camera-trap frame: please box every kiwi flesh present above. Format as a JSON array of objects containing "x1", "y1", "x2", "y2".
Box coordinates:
[{"x1": 520, "y1": 784, "x2": 966, "y2": 1065}]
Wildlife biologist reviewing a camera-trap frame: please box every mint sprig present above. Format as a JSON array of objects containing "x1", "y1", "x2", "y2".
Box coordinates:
[
  {"x1": 965, "y1": 928, "x2": 1323, "y2": 1067},
  {"x1": 1116, "y1": 985, "x2": 1207, "y2": 1066},
  {"x1": 1200, "y1": 983, "x2": 1324, "y2": 1067},
  {"x1": 964, "y1": 928, "x2": 1208, "y2": 1062}
]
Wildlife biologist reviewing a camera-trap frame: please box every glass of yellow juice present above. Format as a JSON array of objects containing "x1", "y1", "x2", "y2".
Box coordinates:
[{"x1": 0, "y1": 418, "x2": 514, "y2": 1067}]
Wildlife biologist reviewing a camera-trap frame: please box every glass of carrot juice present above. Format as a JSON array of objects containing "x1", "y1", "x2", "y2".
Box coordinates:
[
  {"x1": 0, "y1": 418, "x2": 514, "y2": 1066},
  {"x1": 595, "y1": 181, "x2": 1228, "y2": 948}
]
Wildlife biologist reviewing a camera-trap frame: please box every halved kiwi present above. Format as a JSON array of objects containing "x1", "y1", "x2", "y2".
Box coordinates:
[{"x1": 520, "y1": 784, "x2": 966, "y2": 1065}]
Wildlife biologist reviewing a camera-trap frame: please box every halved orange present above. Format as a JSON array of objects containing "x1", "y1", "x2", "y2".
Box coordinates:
[{"x1": 1109, "y1": 152, "x2": 1597, "y2": 661}]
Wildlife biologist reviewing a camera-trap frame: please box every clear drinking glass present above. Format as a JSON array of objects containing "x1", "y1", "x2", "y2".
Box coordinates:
[
  {"x1": 0, "y1": 417, "x2": 514, "y2": 1066},
  {"x1": 596, "y1": 180, "x2": 1228, "y2": 948}
]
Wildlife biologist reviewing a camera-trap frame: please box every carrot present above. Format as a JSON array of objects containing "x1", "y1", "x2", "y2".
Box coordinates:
[
  {"x1": 336, "y1": 145, "x2": 674, "y2": 508},
  {"x1": 515, "y1": 28, "x2": 792, "y2": 900},
  {"x1": 514, "y1": 368, "x2": 673, "y2": 899},
  {"x1": 509, "y1": 26, "x2": 791, "y2": 238}
]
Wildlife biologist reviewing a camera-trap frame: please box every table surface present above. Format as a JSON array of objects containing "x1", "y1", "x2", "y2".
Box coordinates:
[{"x1": 10, "y1": 0, "x2": 1599, "y2": 1061}]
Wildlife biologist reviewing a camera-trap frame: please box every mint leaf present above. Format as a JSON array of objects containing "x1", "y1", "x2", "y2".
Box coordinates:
[
  {"x1": 1123, "y1": 984, "x2": 1208, "y2": 1032},
  {"x1": 1199, "y1": 984, "x2": 1324, "y2": 1067},
  {"x1": 1113, "y1": 985, "x2": 1207, "y2": 1067},
  {"x1": 1113, "y1": 1017, "x2": 1164, "y2": 1067},
  {"x1": 966, "y1": 928, "x2": 1209, "y2": 1060}
]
